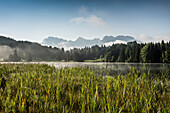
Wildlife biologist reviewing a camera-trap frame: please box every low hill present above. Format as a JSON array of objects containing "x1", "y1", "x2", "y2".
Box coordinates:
[{"x1": 0, "y1": 36, "x2": 64, "y2": 61}]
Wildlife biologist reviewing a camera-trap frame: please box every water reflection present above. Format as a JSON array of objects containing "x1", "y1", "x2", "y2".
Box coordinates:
[
  {"x1": 49, "y1": 62, "x2": 170, "y2": 75},
  {"x1": 1, "y1": 62, "x2": 170, "y2": 75}
]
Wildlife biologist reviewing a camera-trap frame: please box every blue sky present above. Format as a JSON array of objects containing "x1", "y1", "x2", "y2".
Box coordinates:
[{"x1": 0, "y1": 0, "x2": 170, "y2": 42}]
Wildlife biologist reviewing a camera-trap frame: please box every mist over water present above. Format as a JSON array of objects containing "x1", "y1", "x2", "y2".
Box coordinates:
[
  {"x1": 1, "y1": 62, "x2": 169, "y2": 75},
  {"x1": 0, "y1": 46, "x2": 14, "y2": 60},
  {"x1": 49, "y1": 62, "x2": 170, "y2": 75}
]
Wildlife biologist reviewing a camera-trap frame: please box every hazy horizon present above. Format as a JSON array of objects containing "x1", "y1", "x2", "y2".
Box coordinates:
[{"x1": 0, "y1": 0, "x2": 170, "y2": 43}]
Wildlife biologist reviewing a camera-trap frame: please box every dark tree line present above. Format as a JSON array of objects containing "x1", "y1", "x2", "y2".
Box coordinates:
[
  {"x1": 0, "y1": 36, "x2": 170, "y2": 63},
  {"x1": 66, "y1": 41, "x2": 170, "y2": 63},
  {"x1": 5, "y1": 41, "x2": 170, "y2": 63}
]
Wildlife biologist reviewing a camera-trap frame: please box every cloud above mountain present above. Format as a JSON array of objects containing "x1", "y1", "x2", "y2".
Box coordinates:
[
  {"x1": 70, "y1": 15, "x2": 105, "y2": 26},
  {"x1": 138, "y1": 34, "x2": 170, "y2": 43}
]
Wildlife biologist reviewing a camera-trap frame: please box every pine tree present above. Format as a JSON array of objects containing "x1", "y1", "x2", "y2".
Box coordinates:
[
  {"x1": 8, "y1": 49, "x2": 21, "y2": 62},
  {"x1": 117, "y1": 48, "x2": 125, "y2": 62},
  {"x1": 165, "y1": 43, "x2": 170, "y2": 63},
  {"x1": 140, "y1": 44, "x2": 150, "y2": 63}
]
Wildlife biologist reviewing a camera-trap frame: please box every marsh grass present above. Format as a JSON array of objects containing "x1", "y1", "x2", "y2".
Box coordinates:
[{"x1": 0, "y1": 64, "x2": 169, "y2": 112}]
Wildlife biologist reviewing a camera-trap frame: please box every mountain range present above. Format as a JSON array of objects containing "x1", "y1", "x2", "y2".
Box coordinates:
[{"x1": 42, "y1": 35, "x2": 137, "y2": 50}]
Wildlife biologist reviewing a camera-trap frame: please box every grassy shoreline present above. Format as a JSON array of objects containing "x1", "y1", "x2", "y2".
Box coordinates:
[{"x1": 0, "y1": 64, "x2": 169, "y2": 112}]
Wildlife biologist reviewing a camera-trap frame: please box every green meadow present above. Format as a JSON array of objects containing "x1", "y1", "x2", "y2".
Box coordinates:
[{"x1": 0, "y1": 64, "x2": 169, "y2": 112}]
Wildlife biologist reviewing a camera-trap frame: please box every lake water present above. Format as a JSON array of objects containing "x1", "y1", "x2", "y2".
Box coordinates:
[
  {"x1": 49, "y1": 62, "x2": 170, "y2": 75},
  {"x1": 1, "y1": 62, "x2": 170, "y2": 75}
]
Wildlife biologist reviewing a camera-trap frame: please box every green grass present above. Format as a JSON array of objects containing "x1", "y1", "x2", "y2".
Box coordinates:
[
  {"x1": 0, "y1": 64, "x2": 169, "y2": 112},
  {"x1": 85, "y1": 58, "x2": 105, "y2": 62}
]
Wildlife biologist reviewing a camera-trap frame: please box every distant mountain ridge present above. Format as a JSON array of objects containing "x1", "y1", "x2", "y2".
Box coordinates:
[
  {"x1": 42, "y1": 35, "x2": 137, "y2": 49},
  {"x1": 42, "y1": 36, "x2": 67, "y2": 46}
]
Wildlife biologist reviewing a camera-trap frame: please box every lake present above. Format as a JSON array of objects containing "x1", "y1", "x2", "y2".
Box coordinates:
[{"x1": 1, "y1": 62, "x2": 170, "y2": 75}]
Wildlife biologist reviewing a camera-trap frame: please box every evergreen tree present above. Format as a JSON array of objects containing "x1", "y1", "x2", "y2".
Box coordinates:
[
  {"x1": 125, "y1": 46, "x2": 130, "y2": 61},
  {"x1": 8, "y1": 49, "x2": 21, "y2": 62},
  {"x1": 27, "y1": 53, "x2": 32, "y2": 61},
  {"x1": 160, "y1": 40, "x2": 166, "y2": 62},
  {"x1": 165, "y1": 43, "x2": 170, "y2": 63},
  {"x1": 140, "y1": 44, "x2": 150, "y2": 63},
  {"x1": 117, "y1": 47, "x2": 125, "y2": 62}
]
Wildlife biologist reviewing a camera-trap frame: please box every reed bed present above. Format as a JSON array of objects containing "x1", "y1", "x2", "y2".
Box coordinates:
[{"x1": 0, "y1": 64, "x2": 169, "y2": 113}]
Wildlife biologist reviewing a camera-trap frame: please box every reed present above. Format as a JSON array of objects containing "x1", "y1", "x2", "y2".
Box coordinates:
[{"x1": 0, "y1": 64, "x2": 169, "y2": 112}]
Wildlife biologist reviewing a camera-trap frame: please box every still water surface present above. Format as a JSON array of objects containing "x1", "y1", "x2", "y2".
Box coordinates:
[
  {"x1": 49, "y1": 62, "x2": 170, "y2": 75},
  {"x1": 1, "y1": 62, "x2": 170, "y2": 75}
]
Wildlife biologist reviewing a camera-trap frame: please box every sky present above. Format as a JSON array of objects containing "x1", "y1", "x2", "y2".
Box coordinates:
[{"x1": 0, "y1": 0, "x2": 170, "y2": 43}]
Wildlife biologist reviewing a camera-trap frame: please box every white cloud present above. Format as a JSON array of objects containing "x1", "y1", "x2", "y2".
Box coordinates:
[
  {"x1": 70, "y1": 15, "x2": 106, "y2": 26},
  {"x1": 138, "y1": 34, "x2": 153, "y2": 43},
  {"x1": 70, "y1": 17, "x2": 86, "y2": 24},
  {"x1": 138, "y1": 34, "x2": 170, "y2": 43},
  {"x1": 153, "y1": 35, "x2": 170, "y2": 42},
  {"x1": 104, "y1": 40, "x2": 127, "y2": 47}
]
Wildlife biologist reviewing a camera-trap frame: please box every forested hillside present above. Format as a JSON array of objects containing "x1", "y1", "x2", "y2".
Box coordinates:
[
  {"x1": 0, "y1": 36, "x2": 170, "y2": 63},
  {"x1": 0, "y1": 36, "x2": 65, "y2": 61},
  {"x1": 68, "y1": 41, "x2": 170, "y2": 63}
]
